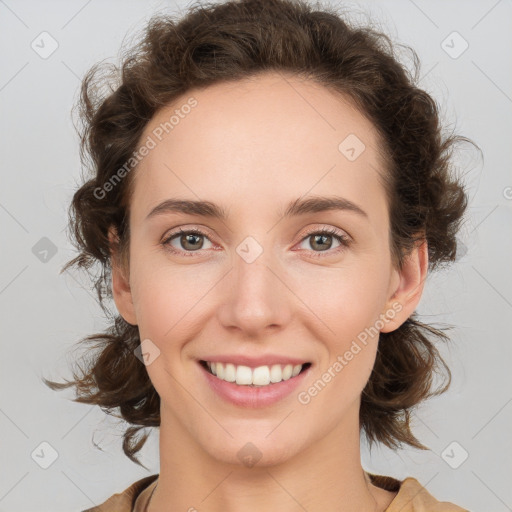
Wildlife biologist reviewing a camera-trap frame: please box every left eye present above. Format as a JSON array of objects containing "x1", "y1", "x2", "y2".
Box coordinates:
[
  {"x1": 162, "y1": 227, "x2": 350, "y2": 256},
  {"x1": 297, "y1": 228, "x2": 349, "y2": 254}
]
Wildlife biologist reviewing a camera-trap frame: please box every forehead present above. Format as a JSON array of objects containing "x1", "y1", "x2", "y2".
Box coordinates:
[{"x1": 129, "y1": 71, "x2": 389, "y2": 227}]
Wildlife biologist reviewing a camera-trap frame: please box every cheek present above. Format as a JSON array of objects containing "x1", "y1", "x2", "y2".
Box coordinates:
[
  {"x1": 291, "y1": 258, "x2": 391, "y2": 343},
  {"x1": 295, "y1": 266, "x2": 387, "y2": 419},
  {"x1": 130, "y1": 253, "x2": 210, "y2": 338},
  {"x1": 130, "y1": 267, "x2": 199, "y2": 394}
]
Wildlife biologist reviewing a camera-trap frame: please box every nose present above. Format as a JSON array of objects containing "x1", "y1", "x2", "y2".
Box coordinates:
[{"x1": 216, "y1": 247, "x2": 292, "y2": 339}]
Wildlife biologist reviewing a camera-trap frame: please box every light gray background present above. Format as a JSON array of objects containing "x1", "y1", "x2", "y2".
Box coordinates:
[{"x1": 1, "y1": 0, "x2": 511, "y2": 511}]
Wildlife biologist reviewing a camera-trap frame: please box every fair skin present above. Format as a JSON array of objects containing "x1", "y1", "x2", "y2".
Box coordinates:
[{"x1": 110, "y1": 71, "x2": 428, "y2": 512}]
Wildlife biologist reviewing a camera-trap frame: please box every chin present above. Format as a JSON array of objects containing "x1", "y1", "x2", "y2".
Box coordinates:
[{"x1": 199, "y1": 430, "x2": 307, "y2": 469}]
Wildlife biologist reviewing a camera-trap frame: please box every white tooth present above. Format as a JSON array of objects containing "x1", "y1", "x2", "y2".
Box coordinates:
[
  {"x1": 269, "y1": 364, "x2": 283, "y2": 383},
  {"x1": 236, "y1": 365, "x2": 253, "y2": 385},
  {"x1": 282, "y1": 364, "x2": 293, "y2": 380},
  {"x1": 224, "y1": 363, "x2": 236, "y2": 382},
  {"x1": 210, "y1": 361, "x2": 301, "y2": 386},
  {"x1": 252, "y1": 366, "x2": 270, "y2": 386}
]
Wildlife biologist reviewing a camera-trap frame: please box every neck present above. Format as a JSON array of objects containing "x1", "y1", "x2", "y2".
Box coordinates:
[{"x1": 148, "y1": 403, "x2": 392, "y2": 512}]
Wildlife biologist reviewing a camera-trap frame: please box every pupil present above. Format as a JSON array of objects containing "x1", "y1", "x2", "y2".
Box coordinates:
[
  {"x1": 184, "y1": 234, "x2": 202, "y2": 250},
  {"x1": 313, "y1": 234, "x2": 331, "y2": 251}
]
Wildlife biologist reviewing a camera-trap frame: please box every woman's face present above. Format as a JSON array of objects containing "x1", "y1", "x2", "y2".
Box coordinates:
[{"x1": 112, "y1": 71, "x2": 419, "y2": 467}]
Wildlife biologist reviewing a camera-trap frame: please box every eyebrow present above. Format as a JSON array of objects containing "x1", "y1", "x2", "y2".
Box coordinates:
[{"x1": 145, "y1": 195, "x2": 368, "y2": 222}]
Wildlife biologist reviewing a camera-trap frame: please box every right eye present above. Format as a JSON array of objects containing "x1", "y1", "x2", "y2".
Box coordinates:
[{"x1": 162, "y1": 228, "x2": 214, "y2": 256}]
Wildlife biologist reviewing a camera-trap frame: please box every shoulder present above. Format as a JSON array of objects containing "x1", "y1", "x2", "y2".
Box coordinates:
[
  {"x1": 83, "y1": 472, "x2": 469, "y2": 512},
  {"x1": 367, "y1": 473, "x2": 470, "y2": 512},
  {"x1": 81, "y1": 474, "x2": 159, "y2": 512}
]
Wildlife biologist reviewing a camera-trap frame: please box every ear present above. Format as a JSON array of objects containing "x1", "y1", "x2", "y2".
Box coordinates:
[
  {"x1": 108, "y1": 226, "x2": 137, "y2": 326},
  {"x1": 379, "y1": 239, "x2": 428, "y2": 333}
]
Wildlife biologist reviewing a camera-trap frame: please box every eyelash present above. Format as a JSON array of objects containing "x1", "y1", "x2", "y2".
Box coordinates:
[{"x1": 161, "y1": 226, "x2": 351, "y2": 258}]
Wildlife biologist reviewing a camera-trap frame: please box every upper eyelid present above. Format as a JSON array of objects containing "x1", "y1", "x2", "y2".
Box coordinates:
[{"x1": 163, "y1": 224, "x2": 348, "y2": 239}]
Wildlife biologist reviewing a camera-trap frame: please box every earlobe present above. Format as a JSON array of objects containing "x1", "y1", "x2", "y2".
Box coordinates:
[
  {"x1": 380, "y1": 240, "x2": 428, "y2": 333},
  {"x1": 108, "y1": 226, "x2": 138, "y2": 326}
]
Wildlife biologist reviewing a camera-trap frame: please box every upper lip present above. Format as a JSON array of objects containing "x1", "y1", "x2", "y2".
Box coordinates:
[{"x1": 199, "y1": 354, "x2": 310, "y2": 367}]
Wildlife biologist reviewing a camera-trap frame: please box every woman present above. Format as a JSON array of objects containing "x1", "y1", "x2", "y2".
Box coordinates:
[{"x1": 45, "y1": 0, "x2": 473, "y2": 510}]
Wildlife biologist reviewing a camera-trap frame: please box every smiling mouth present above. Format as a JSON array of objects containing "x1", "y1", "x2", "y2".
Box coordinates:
[{"x1": 200, "y1": 360, "x2": 312, "y2": 387}]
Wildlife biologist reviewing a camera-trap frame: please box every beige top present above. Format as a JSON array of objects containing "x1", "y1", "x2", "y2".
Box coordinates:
[{"x1": 82, "y1": 473, "x2": 469, "y2": 511}]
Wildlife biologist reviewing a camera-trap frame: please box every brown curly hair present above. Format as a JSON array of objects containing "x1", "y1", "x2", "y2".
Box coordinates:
[{"x1": 44, "y1": 0, "x2": 475, "y2": 467}]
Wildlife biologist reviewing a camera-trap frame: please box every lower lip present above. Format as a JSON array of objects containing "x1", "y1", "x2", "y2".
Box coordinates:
[{"x1": 199, "y1": 362, "x2": 311, "y2": 408}]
